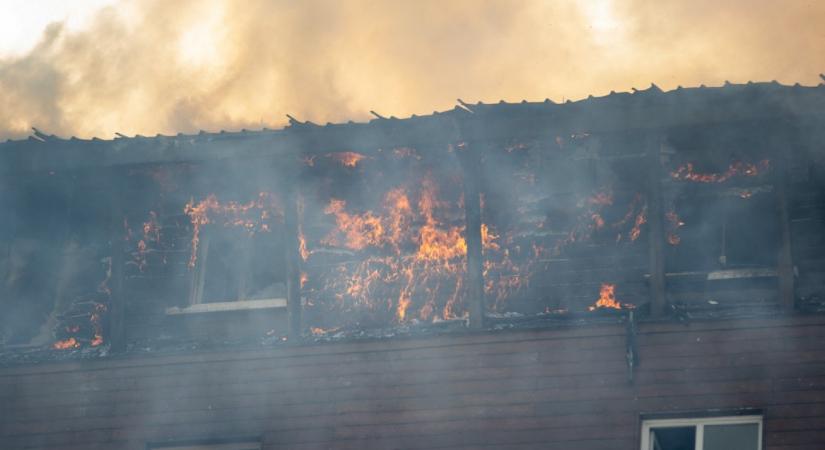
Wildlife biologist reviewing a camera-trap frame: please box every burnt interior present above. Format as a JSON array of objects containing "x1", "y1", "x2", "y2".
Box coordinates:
[{"x1": 1, "y1": 84, "x2": 824, "y2": 356}]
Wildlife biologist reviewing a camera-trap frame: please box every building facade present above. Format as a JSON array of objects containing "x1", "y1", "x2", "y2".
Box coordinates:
[{"x1": 1, "y1": 81, "x2": 825, "y2": 449}]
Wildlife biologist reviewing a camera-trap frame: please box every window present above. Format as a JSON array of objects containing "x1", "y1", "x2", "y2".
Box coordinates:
[
  {"x1": 641, "y1": 415, "x2": 762, "y2": 450},
  {"x1": 193, "y1": 227, "x2": 286, "y2": 304},
  {"x1": 167, "y1": 225, "x2": 288, "y2": 316}
]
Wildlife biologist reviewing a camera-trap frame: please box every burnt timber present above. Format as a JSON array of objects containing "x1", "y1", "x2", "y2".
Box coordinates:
[{"x1": 1, "y1": 81, "x2": 825, "y2": 449}]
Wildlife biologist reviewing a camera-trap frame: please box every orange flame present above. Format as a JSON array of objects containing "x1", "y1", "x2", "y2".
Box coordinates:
[
  {"x1": 298, "y1": 231, "x2": 310, "y2": 262},
  {"x1": 53, "y1": 338, "x2": 79, "y2": 350},
  {"x1": 629, "y1": 206, "x2": 647, "y2": 241},
  {"x1": 588, "y1": 283, "x2": 622, "y2": 311},
  {"x1": 133, "y1": 210, "x2": 160, "y2": 271},
  {"x1": 321, "y1": 199, "x2": 385, "y2": 251},
  {"x1": 90, "y1": 334, "x2": 104, "y2": 347},
  {"x1": 312, "y1": 175, "x2": 468, "y2": 323},
  {"x1": 481, "y1": 223, "x2": 500, "y2": 251}
]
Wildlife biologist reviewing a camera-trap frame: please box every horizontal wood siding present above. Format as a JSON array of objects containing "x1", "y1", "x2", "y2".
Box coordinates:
[{"x1": 2, "y1": 315, "x2": 825, "y2": 449}]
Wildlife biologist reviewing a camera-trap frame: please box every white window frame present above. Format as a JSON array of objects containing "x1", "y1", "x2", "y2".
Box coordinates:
[{"x1": 640, "y1": 415, "x2": 762, "y2": 450}]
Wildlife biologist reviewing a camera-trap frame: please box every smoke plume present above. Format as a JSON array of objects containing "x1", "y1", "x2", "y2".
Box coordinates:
[{"x1": 0, "y1": 0, "x2": 823, "y2": 139}]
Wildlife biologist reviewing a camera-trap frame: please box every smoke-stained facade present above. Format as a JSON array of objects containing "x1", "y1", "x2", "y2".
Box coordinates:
[{"x1": 1, "y1": 82, "x2": 825, "y2": 449}]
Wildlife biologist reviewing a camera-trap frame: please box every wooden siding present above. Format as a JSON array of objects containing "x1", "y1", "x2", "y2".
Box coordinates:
[{"x1": 2, "y1": 315, "x2": 825, "y2": 449}]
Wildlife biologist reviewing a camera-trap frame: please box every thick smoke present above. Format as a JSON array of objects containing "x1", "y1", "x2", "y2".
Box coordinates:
[{"x1": 0, "y1": 0, "x2": 823, "y2": 139}]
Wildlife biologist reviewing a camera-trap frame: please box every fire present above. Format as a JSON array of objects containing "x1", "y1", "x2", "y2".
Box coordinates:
[
  {"x1": 671, "y1": 159, "x2": 770, "y2": 183},
  {"x1": 629, "y1": 206, "x2": 647, "y2": 241},
  {"x1": 54, "y1": 258, "x2": 111, "y2": 350},
  {"x1": 298, "y1": 230, "x2": 310, "y2": 261},
  {"x1": 481, "y1": 223, "x2": 500, "y2": 251},
  {"x1": 328, "y1": 151, "x2": 367, "y2": 168},
  {"x1": 416, "y1": 180, "x2": 467, "y2": 261},
  {"x1": 132, "y1": 210, "x2": 161, "y2": 271},
  {"x1": 588, "y1": 283, "x2": 622, "y2": 311},
  {"x1": 184, "y1": 192, "x2": 283, "y2": 267},
  {"x1": 665, "y1": 210, "x2": 685, "y2": 245},
  {"x1": 308, "y1": 174, "x2": 468, "y2": 324},
  {"x1": 321, "y1": 199, "x2": 385, "y2": 251},
  {"x1": 89, "y1": 303, "x2": 106, "y2": 347},
  {"x1": 297, "y1": 195, "x2": 311, "y2": 262},
  {"x1": 90, "y1": 334, "x2": 104, "y2": 347},
  {"x1": 592, "y1": 213, "x2": 605, "y2": 230},
  {"x1": 53, "y1": 338, "x2": 79, "y2": 350},
  {"x1": 310, "y1": 326, "x2": 340, "y2": 336}
]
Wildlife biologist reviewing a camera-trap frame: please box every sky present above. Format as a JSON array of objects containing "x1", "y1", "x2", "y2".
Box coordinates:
[{"x1": 0, "y1": 0, "x2": 823, "y2": 139}]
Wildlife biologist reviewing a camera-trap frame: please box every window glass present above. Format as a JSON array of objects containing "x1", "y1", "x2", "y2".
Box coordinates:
[
  {"x1": 703, "y1": 423, "x2": 759, "y2": 450},
  {"x1": 650, "y1": 426, "x2": 695, "y2": 450}
]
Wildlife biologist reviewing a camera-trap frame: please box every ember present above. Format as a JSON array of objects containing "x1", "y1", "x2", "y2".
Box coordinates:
[
  {"x1": 665, "y1": 210, "x2": 685, "y2": 245},
  {"x1": 671, "y1": 159, "x2": 770, "y2": 183}
]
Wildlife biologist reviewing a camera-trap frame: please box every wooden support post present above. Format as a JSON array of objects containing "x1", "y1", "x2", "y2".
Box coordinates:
[
  {"x1": 187, "y1": 235, "x2": 209, "y2": 306},
  {"x1": 282, "y1": 168, "x2": 304, "y2": 341},
  {"x1": 776, "y1": 151, "x2": 796, "y2": 313},
  {"x1": 646, "y1": 134, "x2": 667, "y2": 317},
  {"x1": 107, "y1": 170, "x2": 127, "y2": 352},
  {"x1": 457, "y1": 143, "x2": 485, "y2": 330}
]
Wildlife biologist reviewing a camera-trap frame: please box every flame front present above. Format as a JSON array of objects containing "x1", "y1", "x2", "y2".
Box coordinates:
[{"x1": 306, "y1": 175, "x2": 468, "y2": 324}]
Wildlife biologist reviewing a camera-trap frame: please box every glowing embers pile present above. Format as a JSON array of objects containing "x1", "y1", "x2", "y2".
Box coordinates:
[
  {"x1": 184, "y1": 192, "x2": 283, "y2": 267},
  {"x1": 303, "y1": 176, "x2": 468, "y2": 326}
]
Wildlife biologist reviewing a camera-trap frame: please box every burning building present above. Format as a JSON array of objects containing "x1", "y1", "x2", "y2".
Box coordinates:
[{"x1": 1, "y1": 81, "x2": 825, "y2": 449}]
